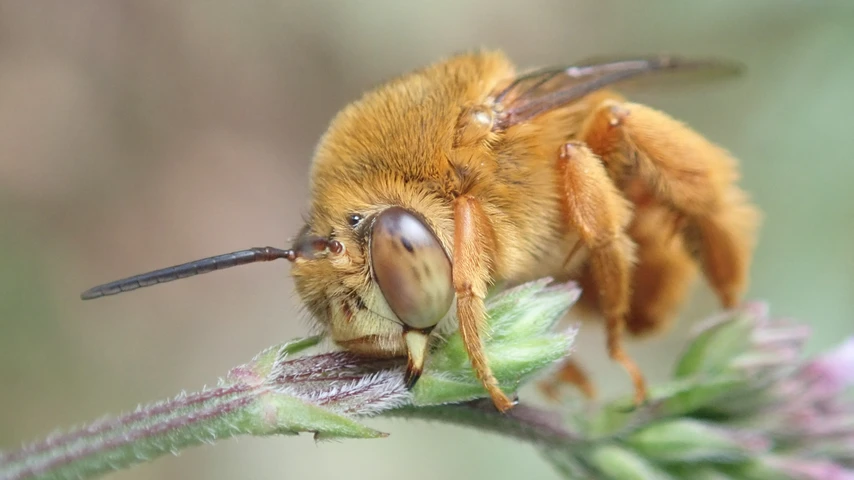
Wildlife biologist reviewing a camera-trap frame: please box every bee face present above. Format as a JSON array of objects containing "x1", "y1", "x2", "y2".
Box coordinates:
[
  {"x1": 287, "y1": 55, "x2": 500, "y2": 386},
  {"x1": 290, "y1": 205, "x2": 455, "y2": 386}
]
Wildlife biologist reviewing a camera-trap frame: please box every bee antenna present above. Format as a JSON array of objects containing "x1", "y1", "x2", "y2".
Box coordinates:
[{"x1": 80, "y1": 246, "x2": 295, "y2": 300}]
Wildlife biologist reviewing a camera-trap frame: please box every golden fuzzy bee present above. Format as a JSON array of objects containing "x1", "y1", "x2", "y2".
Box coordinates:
[{"x1": 82, "y1": 50, "x2": 760, "y2": 412}]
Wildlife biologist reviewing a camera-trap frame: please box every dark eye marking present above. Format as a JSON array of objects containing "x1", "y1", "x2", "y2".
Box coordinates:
[
  {"x1": 347, "y1": 213, "x2": 364, "y2": 227},
  {"x1": 347, "y1": 292, "x2": 367, "y2": 312},
  {"x1": 342, "y1": 300, "x2": 354, "y2": 322},
  {"x1": 401, "y1": 237, "x2": 415, "y2": 253},
  {"x1": 354, "y1": 294, "x2": 367, "y2": 311}
]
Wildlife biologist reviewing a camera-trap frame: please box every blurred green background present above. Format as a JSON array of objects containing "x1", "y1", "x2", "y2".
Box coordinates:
[{"x1": 1, "y1": 1, "x2": 852, "y2": 479}]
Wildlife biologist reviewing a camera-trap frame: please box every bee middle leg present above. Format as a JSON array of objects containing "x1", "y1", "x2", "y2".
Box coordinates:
[
  {"x1": 543, "y1": 218, "x2": 696, "y2": 403},
  {"x1": 553, "y1": 142, "x2": 647, "y2": 405},
  {"x1": 576, "y1": 202, "x2": 701, "y2": 325}
]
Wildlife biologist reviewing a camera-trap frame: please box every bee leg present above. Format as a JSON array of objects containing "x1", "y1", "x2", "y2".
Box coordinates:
[
  {"x1": 557, "y1": 142, "x2": 647, "y2": 405},
  {"x1": 623, "y1": 204, "x2": 700, "y2": 336},
  {"x1": 453, "y1": 195, "x2": 515, "y2": 412},
  {"x1": 574, "y1": 204, "x2": 700, "y2": 338},
  {"x1": 537, "y1": 359, "x2": 597, "y2": 401},
  {"x1": 581, "y1": 100, "x2": 760, "y2": 309}
]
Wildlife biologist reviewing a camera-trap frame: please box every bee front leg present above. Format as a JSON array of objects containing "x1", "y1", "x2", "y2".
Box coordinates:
[
  {"x1": 581, "y1": 100, "x2": 760, "y2": 308},
  {"x1": 453, "y1": 195, "x2": 515, "y2": 412},
  {"x1": 556, "y1": 142, "x2": 647, "y2": 405}
]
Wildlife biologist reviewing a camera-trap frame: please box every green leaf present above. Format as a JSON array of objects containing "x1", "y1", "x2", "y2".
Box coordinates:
[{"x1": 252, "y1": 393, "x2": 387, "y2": 440}]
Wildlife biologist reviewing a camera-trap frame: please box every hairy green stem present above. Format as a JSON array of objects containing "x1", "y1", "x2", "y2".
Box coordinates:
[
  {"x1": 1, "y1": 383, "x2": 250, "y2": 466},
  {"x1": 1, "y1": 382, "x2": 386, "y2": 480}
]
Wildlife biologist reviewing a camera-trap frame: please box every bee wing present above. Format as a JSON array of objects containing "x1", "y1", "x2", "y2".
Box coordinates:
[{"x1": 492, "y1": 55, "x2": 743, "y2": 129}]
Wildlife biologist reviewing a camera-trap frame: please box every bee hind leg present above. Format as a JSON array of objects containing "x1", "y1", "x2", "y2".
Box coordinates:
[
  {"x1": 580, "y1": 100, "x2": 760, "y2": 309},
  {"x1": 624, "y1": 204, "x2": 700, "y2": 336},
  {"x1": 537, "y1": 358, "x2": 597, "y2": 401}
]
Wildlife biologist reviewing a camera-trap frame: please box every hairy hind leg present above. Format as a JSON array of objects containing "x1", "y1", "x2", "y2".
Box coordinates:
[
  {"x1": 625, "y1": 204, "x2": 700, "y2": 335},
  {"x1": 538, "y1": 359, "x2": 597, "y2": 401},
  {"x1": 580, "y1": 99, "x2": 760, "y2": 309}
]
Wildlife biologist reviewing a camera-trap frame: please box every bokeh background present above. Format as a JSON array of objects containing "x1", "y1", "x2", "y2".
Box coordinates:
[{"x1": 1, "y1": 1, "x2": 852, "y2": 479}]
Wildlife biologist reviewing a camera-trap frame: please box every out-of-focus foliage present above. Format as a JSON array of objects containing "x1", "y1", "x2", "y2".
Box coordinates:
[{"x1": 1, "y1": 1, "x2": 852, "y2": 479}]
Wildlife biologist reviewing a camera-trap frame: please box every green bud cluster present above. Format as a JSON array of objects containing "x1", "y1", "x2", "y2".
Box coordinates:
[{"x1": 546, "y1": 303, "x2": 854, "y2": 480}]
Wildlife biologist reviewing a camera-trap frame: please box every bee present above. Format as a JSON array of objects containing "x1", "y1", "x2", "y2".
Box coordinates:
[{"x1": 81, "y1": 50, "x2": 760, "y2": 412}]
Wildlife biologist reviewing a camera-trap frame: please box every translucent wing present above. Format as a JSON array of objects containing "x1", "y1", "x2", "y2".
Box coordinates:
[{"x1": 492, "y1": 55, "x2": 744, "y2": 129}]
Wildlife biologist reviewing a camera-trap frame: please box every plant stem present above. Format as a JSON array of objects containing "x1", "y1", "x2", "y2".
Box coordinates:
[
  {"x1": 1, "y1": 382, "x2": 382, "y2": 480},
  {"x1": 1, "y1": 384, "x2": 251, "y2": 466},
  {"x1": 388, "y1": 399, "x2": 580, "y2": 446}
]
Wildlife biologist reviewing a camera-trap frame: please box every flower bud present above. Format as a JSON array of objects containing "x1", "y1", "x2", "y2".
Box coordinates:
[
  {"x1": 795, "y1": 337, "x2": 854, "y2": 400},
  {"x1": 674, "y1": 308, "x2": 757, "y2": 378},
  {"x1": 487, "y1": 279, "x2": 581, "y2": 340},
  {"x1": 668, "y1": 466, "x2": 737, "y2": 480},
  {"x1": 413, "y1": 279, "x2": 580, "y2": 406},
  {"x1": 587, "y1": 444, "x2": 675, "y2": 480},
  {"x1": 625, "y1": 418, "x2": 770, "y2": 464},
  {"x1": 655, "y1": 376, "x2": 749, "y2": 417},
  {"x1": 761, "y1": 456, "x2": 854, "y2": 480}
]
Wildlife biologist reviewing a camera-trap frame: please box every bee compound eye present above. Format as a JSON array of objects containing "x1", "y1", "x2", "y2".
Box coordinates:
[{"x1": 370, "y1": 207, "x2": 454, "y2": 330}]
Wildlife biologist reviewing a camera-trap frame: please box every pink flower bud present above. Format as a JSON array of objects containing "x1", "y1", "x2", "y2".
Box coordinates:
[
  {"x1": 797, "y1": 337, "x2": 854, "y2": 399},
  {"x1": 765, "y1": 456, "x2": 854, "y2": 480}
]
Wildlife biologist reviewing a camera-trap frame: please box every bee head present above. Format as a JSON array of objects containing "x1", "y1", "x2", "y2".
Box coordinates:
[{"x1": 290, "y1": 206, "x2": 454, "y2": 388}]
